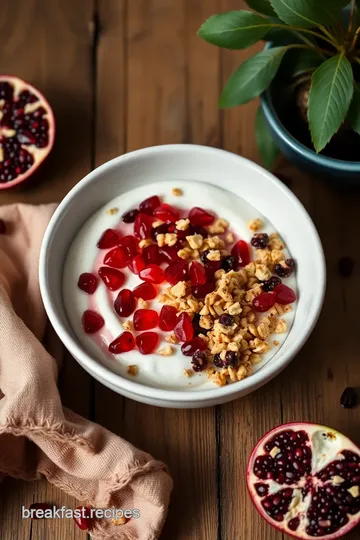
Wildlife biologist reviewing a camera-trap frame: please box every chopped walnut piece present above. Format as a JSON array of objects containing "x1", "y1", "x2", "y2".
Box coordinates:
[
  {"x1": 236, "y1": 365, "x2": 248, "y2": 380},
  {"x1": 207, "y1": 236, "x2": 224, "y2": 249},
  {"x1": 172, "y1": 187, "x2": 183, "y2": 196},
  {"x1": 139, "y1": 238, "x2": 152, "y2": 248},
  {"x1": 271, "y1": 249, "x2": 285, "y2": 263},
  {"x1": 273, "y1": 340, "x2": 280, "y2": 346},
  {"x1": 228, "y1": 302, "x2": 242, "y2": 315},
  {"x1": 106, "y1": 207, "x2": 119, "y2": 215},
  {"x1": 170, "y1": 281, "x2": 187, "y2": 298},
  {"x1": 123, "y1": 320, "x2": 133, "y2": 332},
  {"x1": 225, "y1": 232, "x2": 234, "y2": 244},
  {"x1": 210, "y1": 370, "x2": 227, "y2": 386},
  {"x1": 175, "y1": 218, "x2": 190, "y2": 231},
  {"x1": 207, "y1": 250, "x2": 221, "y2": 261},
  {"x1": 186, "y1": 234, "x2": 203, "y2": 250},
  {"x1": 208, "y1": 218, "x2": 228, "y2": 234},
  {"x1": 249, "y1": 353, "x2": 261, "y2": 364},
  {"x1": 177, "y1": 247, "x2": 192, "y2": 259},
  {"x1": 158, "y1": 345, "x2": 174, "y2": 356},
  {"x1": 248, "y1": 218, "x2": 263, "y2": 231},
  {"x1": 152, "y1": 219, "x2": 164, "y2": 228},
  {"x1": 184, "y1": 368, "x2": 193, "y2": 377},
  {"x1": 200, "y1": 315, "x2": 213, "y2": 329},
  {"x1": 127, "y1": 365, "x2": 138, "y2": 376},
  {"x1": 255, "y1": 264, "x2": 272, "y2": 281},
  {"x1": 156, "y1": 233, "x2": 166, "y2": 247},
  {"x1": 138, "y1": 298, "x2": 148, "y2": 309},
  {"x1": 165, "y1": 334, "x2": 179, "y2": 344},
  {"x1": 275, "y1": 319, "x2": 287, "y2": 333},
  {"x1": 268, "y1": 233, "x2": 285, "y2": 250},
  {"x1": 165, "y1": 233, "x2": 178, "y2": 246}
]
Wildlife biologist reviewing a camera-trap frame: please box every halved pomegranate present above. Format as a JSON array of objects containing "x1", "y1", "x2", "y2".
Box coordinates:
[
  {"x1": 0, "y1": 76, "x2": 55, "y2": 189},
  {"x1": 247, "y1": 423, "x2": 360, "y2": 539}
]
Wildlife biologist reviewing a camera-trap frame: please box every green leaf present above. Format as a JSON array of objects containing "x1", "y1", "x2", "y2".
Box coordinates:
[
  {"x1": 287, "y1": 49, "x2": 323, "y2": 78},
  {"x1": 219, "y1": 46, "x2": 288, "y2": 107},
  {"x1": 308, "y1": 54, "x2": 353, "y2": 153},
  {"x1": 269, "y1": 0, "x2": 348, "y2": 28},
  {"x1": 197, "y1": 10, "x2": 275, "y2": 49},
  {"x1": 348, "y1": 85, "x2": 360, "y2": 135},
  {"x1": 245, "y1": 0, "x2": 276, "y2": 17},
  {"x1": 256, "y1": 106, "x2": 280, "y2": 169}
]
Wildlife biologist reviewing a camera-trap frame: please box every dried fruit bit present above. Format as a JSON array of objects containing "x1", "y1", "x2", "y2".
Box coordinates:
[
  {"x1": 133, "y1": 309, "x2": 159, "y2": 331},
  {"x1": 274, "y1": 258, "x2": 295, "y2": 278},
  {"x1": 109, "y1": 331, "x2": 135, "y2": 354},
  {"x1": 136, "y1": 332, "x2": 159, "y2": 354},
  {"x1": 139, "y1": 195, "x2": 161, "y2": 215},
  {"x1": 122, "y1": 208, "x2": 139, "y2": 223},
  {"x1": 248, "y1": 218, "x2": 263, "y2": 231},
  {"x1": 159, "y1": 305, "x2": 178, "y2": 331},
  {"x1": 128, "y1": 254, "x2": 146, "y2": 275},
  {"x1": 82, "y1": 310, "x2": 104, "y2": 334},
  {"x1": 221, "y1": 255, "x2": 236, "y2": 272},
  {"x1": 261, "y1": 276, "x2": 282, "y2": 292},
  {"x1": 181, "y1": 336, "x2": 207, "y2": 356},
  {"x1": 154, "y1": 203, "x2": 180, "y2": 222},
  {"x1": 158, "y1": 345, "x2": 174, "y2": 356},
  {"x1": 164, "y1": 260, "x2": 188, "y2": 285},
  {"x1": 133, "y1": 282, "x2": 157, "y2": 300},
  {"x1": 103, "y1": 246, "x2": 128, "y2": 268},
  {"x1": 251, "y1": 233, "x2": 269, "y2": 249},
  {"x1": 78, "y1": 272, "x2": 98, "y2": 294},
  {"x1": 340, "y1": 387, "x2": 358, "y2": 409},
  {"x1": 73, "y1": 506, "x2": 93, "y2": 530},
  {"x1": 189, "y1": 260, "x2": 206, "y2": 285},
  {"x1": 172, "y1": 187, "x2": 183, "y2": 196},
  {"x1": 97, "y1": 228, "x2": 121, "y2": 249},
  {"x1": 188, "y1": 207, "x2": 215, "y2": 226},
  {"x1": 274, "y1": 284, "x2": 296, "y2": 304},
  {"x1": 29, "y1": 503, "x2": 52, "y2": 519},
  {"x1": 127, "y1": 365, "x2": 138, "y2": 376},
  {"x1": 0, "y1": 219, "x2": 6, "y2": 234},
  {"x1": 134, "y1": 212, "x2": 155, "y2": 239},
  {"x1": 191, "y1": 351, "x2": 208, "y2": 372},
  {"x1": 214, "y1": 351, "x2": 238, "y2": 368},
  {"x1": 106, "y1": 207, "x2": 119, "y2": 215},
  {"x1": 174, "y1": 312, "x2": 194, "y2": 342},
  {"x1": 98, "y1": 267, "x2": 125, "y2": 291},
  {"x1": 231, "y1": 240, "x2": 251, "y2": 268},
  {"x1": 219, "y1": 313, "x2": 233, "y2": 326},
  {"x1": 253, "y1": 292, "x2": 276, "y2": 313},
  {"x1": 114, "y1": 289, "x2": 136, "y2": 317},
  {"x1": 139, "y1": 264, "x2": 165, "y2": 284}
]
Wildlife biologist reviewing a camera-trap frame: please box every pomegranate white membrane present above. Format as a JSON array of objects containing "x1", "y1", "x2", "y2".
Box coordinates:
[{"x1": 62, "y1": 180, "x2": 297, "y2": 391}]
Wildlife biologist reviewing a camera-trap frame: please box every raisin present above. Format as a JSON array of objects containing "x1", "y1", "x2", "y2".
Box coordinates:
[
  {"x1": 219, "y1": 314, "x2": 233, "y2": 326},
  {"x1": 221, "y1": 255, "x2": 236, "y2": 272},
  {"x1": 262, "y1": 276, "x2": 282, "y2": 292},
  {"x1": 191, "y1": 351, "x2": 208, "y2": 372},
  {"x1": 251, "y1": 233, "x2": 269, "y2": 249},
  {"x1": 274, "y1": 258, "x2": 295, "y2": 278}
]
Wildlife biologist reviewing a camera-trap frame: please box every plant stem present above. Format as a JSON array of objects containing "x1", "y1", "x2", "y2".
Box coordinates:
[
  {"x1": 348, "y1": 0, "x2": 356, "y2": 34},
  {"x1": 318, "y1": 25, "x2": 339, "y2": 48},
  {"x1": 354, "y1": 56, "x2": 360, "y2": 65},
  {"x1": 270, "y1": 24, "x2": 340, "y2": 49},
  {"x1": 350, "y1": 26, "x2": 360, "y2": 51}
]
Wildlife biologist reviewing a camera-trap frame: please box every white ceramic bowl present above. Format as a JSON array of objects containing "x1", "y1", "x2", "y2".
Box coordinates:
[{"x1": 39, "y1": 144, "x2": 326, "y2": 408}]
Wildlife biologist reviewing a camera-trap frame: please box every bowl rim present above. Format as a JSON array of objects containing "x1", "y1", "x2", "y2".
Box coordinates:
[
  {"x1": 39, "y1": 143, "x2": 326, "y2": 404},
  {"x1": 261, "y1": 86, "x2": 360, "y2": 172}
]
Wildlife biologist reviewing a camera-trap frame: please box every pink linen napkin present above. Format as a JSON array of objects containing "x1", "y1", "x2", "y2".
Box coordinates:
[{"x1": 0, "y1": 203, "x2": 173, "y2": 539}]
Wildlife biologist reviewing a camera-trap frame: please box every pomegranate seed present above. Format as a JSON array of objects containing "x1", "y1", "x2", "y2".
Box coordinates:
[
  {"x1": 73, "y1": 506, "x2": 93, "y2": 531},
  {"x1": 97, "y1": 229, "x2": 121, "y2": 249},
  {"x1": 77, "y1": 272, "x2": 98, "y2": 294},
  {"x1": 154, "y1": 203, "x2": 180, "y2": 222},
  {"x1": 114, "y1": 289, "x2": 136, "y2": 317},
  {"x1": 188, "y1": 207, "x2": 215, "y2": 226},
  {"x1": 159, "y1": 305, "x2": 178, "y2": 331},
  {"x1": 136, "y1": 332, "x2": 159, "y2": 354},
  {"x1": 288, "y1": 517, "x2": 300, "y2": 531},
  {"x1": 109, "y1": 331, "x2": 135, "y2": 353},
  {"x1": 29, "y1": 503, "x2": 52, "y2": 519},
  {"x1": 134, "y1": 212, "x2": 155, "y2": 239},
  {"x1": 103, "y1": 246, "x2": 128, "y2": 268},
  {"x1": 98, "y1": 267, "x2": 125, "y2": 291},
  {"x1": 152, "y1": 223, "x2": 169, "y2": 240},
  {"x1": 231, "y1": 240, "x2": 250, "y2": 267},
  {"x1": 128, "y1": 254, "x2": 146, "y2": 274},
  {"x1": 189, "y1": 261, "x2": 207, "y2": 285},
  {"x1": 253, "y1": 293, "x2": 276, "y2": 312},
  {"x1": 0, "y1": 219, "x2": 6, "y2": 233},
  {"x1": 122, "y1": 208, "x2": 139, "y2": 223},
  {"x1": 139, "y1": 264, "x2": 164, "y2": 284},
  {"x1": 139, "y1": 195, "x2": 161, "y2": 215},
  {"x1": 134, "y1": 309, "x2": 159, "y2": 331},
  {"x1": 82, "y1": 310, "x2": 105, "y2": 333},
  {"x1": 181, "y1": 336, "x2": 207, "y2": 356},
  {"x1": 274, "y1": 284, "x2": 296, "y2": 304},
  {"x1": 120, "y1": 235, "x2": 138, "y2": 259},
  {"x1": 133, "y1": 282, "x2": 157, "y2": 300},
  {"x1": 192, "y1": 281, "x2": 215, "y2": 299},
  {"x1": 143, "y1": 244, "x2": 161, "y2": 264},
  {"x1": 164, "y1": 260, "x2": 188, "y2": 285},
  {"x1": 174, "y1": 312, "x2": 194, "y2": 342},
  {"x1": 159, "y1": 245, "x2": 180, "y2": 263}
]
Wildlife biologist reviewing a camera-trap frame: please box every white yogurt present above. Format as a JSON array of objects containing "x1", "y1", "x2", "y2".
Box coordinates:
[{"x1": 63, "y1": 180, "x2": 297, "y2": 391}]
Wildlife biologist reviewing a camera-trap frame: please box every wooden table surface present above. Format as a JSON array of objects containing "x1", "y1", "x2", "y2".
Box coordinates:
[{"x1": 0, "y1": 1, "x2": 359, "y2": 539}]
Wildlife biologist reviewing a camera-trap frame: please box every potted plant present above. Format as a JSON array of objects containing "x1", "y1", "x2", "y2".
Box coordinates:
[{"x1": 198, "y1": 0, "x2": 360, "y2": 180}]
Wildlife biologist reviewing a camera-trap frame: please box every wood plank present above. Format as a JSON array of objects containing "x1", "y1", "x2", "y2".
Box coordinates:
[
  {"x1": 0, "y1": 1, "x2": 95, "y2": 539},
  {"x1": 94, "y1": 2, "x2": 219, "y2": 539}
]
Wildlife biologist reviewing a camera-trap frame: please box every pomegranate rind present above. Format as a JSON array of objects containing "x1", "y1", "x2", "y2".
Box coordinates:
[
  {"x1": 0, "y1": 75, "x2": 55, "y2": 190},
  {"x1": 246, "y1": 422, "x2": 360, "y2": 540}
]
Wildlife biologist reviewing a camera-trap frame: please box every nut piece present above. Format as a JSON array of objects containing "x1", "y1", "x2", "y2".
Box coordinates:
[
  {"x1": 225, "y1": 232, "x2": 234, "y2": 244},
  {"x1": 176, "y1": 218, "x2": 190, "y2": 231},
  {"x1": 152, "y1": 219, "x2": 164, "y2": 228},
  {"x1": 207, "y1": 250, "x2": 221, "y2": 261},
  {"x1": 127, "y1": 365, "x2": 138, "y2": 376},
  {"x1": 184, "y1": 368, "x2": 193, "y2": 377},
  {"x1": 275, "y1": 319, "x2": 287, "y2": 334},
  {"x1": 165, "y1": 233, "x2": 178, "y2": 246},
  {"x1": 177, "y1": 247, "x2": 192, "y2": 259},
  {"x1": 172, "y1": 187, "x2": 183, "y2": 196},
  {"x1": 138, "y1": 298, "x2": 148, "y2": 309},
  {"x1": 165, "y1": 333, "x2": 179, "y2": 344},
  {"x1": 139, "y1": 238, "x2": 152, "y2": 248},
  {"x1": 186, "y1": 234, "x2": 203, "y2": 250},
  {"x1": 112, "y1": 517, "x2": 127, "y2": 525},
  {"x1": 248, "y1": 218, "x2": 263, "y2": 231},
  {"x1": 106, "y1": 207, "x2": 119, "y2": 215},
  {"x1": 122, "y1": 320, "x2": 133, "y2": 332},
  {"x1": 208, "y1": 218, "x2": 229, "y2": 235},
  {"x1": 170, "y1": 281, "x2": 187, "y2": 298},
  {"x1": 158, "y1": 345, "x2": 174, "y2": 356}
]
